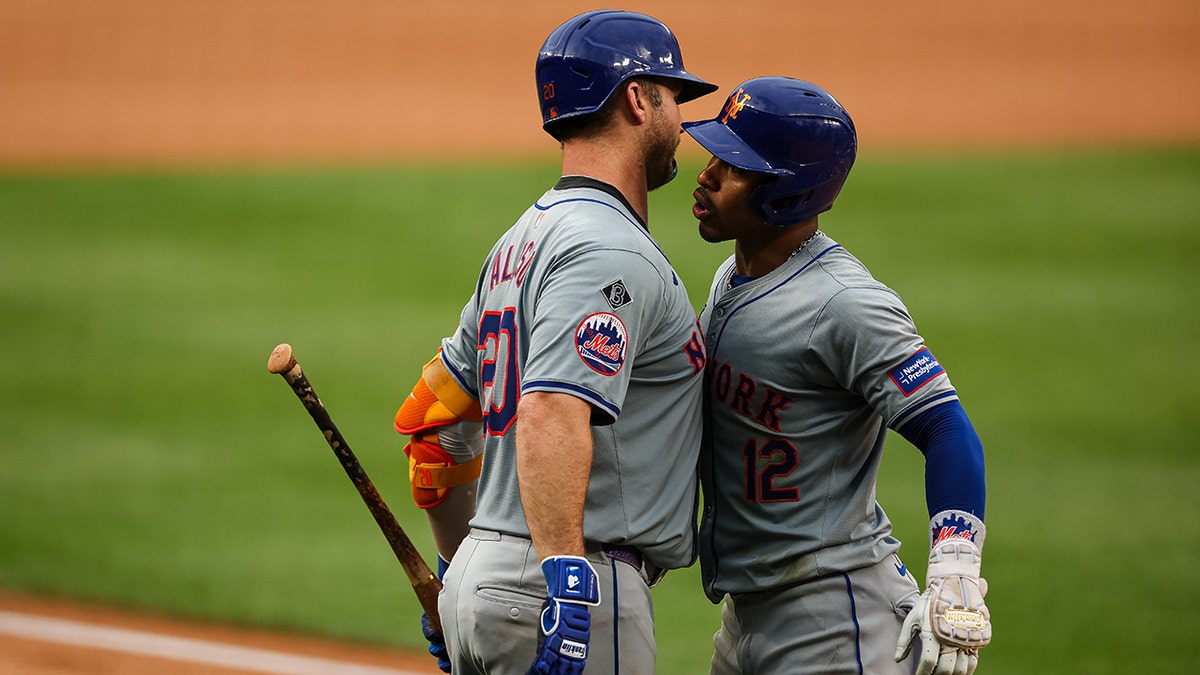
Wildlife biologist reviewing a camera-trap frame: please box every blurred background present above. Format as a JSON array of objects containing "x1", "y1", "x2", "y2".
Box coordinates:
[
  {"x1": 2, "y1": 0, "x2": 1197, "y2": 167},
  {"x1": 1, "y1": 2, "x2": 1198, "y2": 674}
]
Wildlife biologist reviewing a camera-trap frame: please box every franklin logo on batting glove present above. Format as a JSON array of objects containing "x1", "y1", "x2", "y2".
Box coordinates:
[
  {"x1": 530, "y1": 556, "x2": 601, "y2": 675},
  {"x1": 896, "y1": 510, "x2": 991, "y2": 675}
]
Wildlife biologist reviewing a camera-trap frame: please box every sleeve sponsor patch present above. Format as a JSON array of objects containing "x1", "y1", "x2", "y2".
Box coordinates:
[
  {"x1": 889, "y1": 347, "x2": 946, "y2": 397},
  {"x1": 576, "y1": 312, "x2": 627, "y2": 376}
]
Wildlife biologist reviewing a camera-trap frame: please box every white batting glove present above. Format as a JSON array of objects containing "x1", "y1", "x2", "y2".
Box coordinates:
[{"x1": 896, "y1": 510, "x2": 991, "y2": 675}]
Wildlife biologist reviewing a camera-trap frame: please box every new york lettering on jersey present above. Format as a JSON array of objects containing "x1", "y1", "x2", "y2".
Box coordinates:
[{"x1": 707, "y1": 358, "x2": 794, "y2": 432}]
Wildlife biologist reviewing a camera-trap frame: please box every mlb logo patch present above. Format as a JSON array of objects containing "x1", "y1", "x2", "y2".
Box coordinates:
[
  {"x1": 889, "y1": 347, "x2": 946, "y2": 397},
  {"x1": 576, "y1": 313, "x2": 628, "y2": 375}
]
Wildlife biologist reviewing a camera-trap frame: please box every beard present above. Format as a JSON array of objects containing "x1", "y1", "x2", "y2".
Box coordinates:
[
  {"x1": 644, "y1": 114, "x2": 681, "y2": 192},
  {"x1": 697, "y1": 222, "x2": 728, "y2": 243}
]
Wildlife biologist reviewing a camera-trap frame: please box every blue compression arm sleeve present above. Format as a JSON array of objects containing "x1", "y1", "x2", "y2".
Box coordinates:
[{"x1": 896, "y1": 400, "x2": 986, "y2": 519}]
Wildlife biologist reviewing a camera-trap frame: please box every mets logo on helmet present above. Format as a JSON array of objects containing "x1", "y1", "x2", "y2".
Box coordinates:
[
  {"x1": 575, "y1": 312, "x2": 628, "y2": 375},
  {"x1": 721, "y1": 88, "x2": 751, "y2": 124}
]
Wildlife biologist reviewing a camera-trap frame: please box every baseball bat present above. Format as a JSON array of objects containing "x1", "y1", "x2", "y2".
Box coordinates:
[{"x1": 267, "y1": 342, "x2": 442, "y2": 632}]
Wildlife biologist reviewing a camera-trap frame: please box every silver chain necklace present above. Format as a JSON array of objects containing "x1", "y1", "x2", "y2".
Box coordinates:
[
  {"x1": 789, "y1": 229, "x2": 822, "y2": 260},
  {"x1": 727, "y1": 230, "x2": 821, "y2": 290}
]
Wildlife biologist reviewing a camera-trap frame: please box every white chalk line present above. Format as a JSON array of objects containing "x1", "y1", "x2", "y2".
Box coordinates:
[{"x1": 0, "y1": 610, "x2": 428, "y2": 675}]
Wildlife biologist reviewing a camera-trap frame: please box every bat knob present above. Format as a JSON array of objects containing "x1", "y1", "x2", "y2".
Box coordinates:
[{"x1": 268, "y1": 343, "x2": 297, "y2": 374}]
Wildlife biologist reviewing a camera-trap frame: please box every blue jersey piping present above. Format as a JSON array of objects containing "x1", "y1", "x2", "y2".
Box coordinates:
[{"x1": 709, "y1": 243, "x2": 842, "y2": 354}]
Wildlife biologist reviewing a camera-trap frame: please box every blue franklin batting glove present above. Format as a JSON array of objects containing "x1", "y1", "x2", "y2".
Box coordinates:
[
  {"x1": 421, "y1": 556, "x2": 451, "y2": 673},
  {"x1": 527, "y1": 555, "x2": 600, "y2": 675}
]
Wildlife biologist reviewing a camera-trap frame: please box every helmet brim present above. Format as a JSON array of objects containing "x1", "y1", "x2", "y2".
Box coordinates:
[
  {"x1": 675, "y1": 76, "x2": 720, "y2": 105},
  {"x1": 682, "y1": 120, "x2": 793, "y2": 176}
]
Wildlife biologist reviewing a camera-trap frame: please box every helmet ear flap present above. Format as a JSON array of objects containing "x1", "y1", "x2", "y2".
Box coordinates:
[
  {"x1": 751, "y1": 182, "x2": 815, "y2": 227},
  {"x1": 753, "y1": 164, "x2": 853, "y2": 227}
]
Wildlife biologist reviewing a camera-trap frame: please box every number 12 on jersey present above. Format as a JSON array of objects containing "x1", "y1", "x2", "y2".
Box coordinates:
[{"x1": 742, "y1": 438, "x2": 800, "y2": 502}]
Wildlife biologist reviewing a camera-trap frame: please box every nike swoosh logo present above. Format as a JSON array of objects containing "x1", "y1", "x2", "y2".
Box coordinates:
[{"x1": 895, "y1": 560, "x2": 908, "y2": 576}]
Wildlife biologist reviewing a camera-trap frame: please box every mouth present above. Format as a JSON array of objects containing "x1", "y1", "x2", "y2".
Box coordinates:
[{"x1": 692, "y1": 188, "x2": 712, "y2": 220}]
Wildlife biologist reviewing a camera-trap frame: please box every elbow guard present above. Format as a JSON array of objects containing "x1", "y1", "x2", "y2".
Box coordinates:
[
  {"x1": 395, "y1": 352, "x2": 482, "y2": 435},
  {"x1": 396, "y1": 352, "x2": 484, "y2": 509},
  {"x1": 404, "y1": 433, "x2": 483, "y2": 509}
]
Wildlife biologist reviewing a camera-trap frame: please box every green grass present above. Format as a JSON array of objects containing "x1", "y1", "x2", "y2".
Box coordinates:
[{"x1": 2, "y1": 146, "x2": 1198, "y2": 673}]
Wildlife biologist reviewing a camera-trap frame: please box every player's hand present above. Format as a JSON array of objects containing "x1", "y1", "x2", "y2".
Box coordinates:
[
  {"x1": 896, "y1": 512, "x2": 991, "y2": 675},
  {"x1": 421, "y1": 556, "x2": 451, "y2": 673},
  {"x1": 527, "y1": 556, "x2": 600, "y2": 675},
  {"x1": 422, "y1": 612, "x2": 451, "y2": 673}
]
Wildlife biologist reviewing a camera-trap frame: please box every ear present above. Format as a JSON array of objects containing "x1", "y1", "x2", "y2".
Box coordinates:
[{"x1": 620, "y1": 80, "x2": 653, "y2": 125}]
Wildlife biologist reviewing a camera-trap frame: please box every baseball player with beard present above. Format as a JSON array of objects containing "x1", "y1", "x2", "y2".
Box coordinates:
[
  {"x1": 392, "y1": 10, "x2": 716, "y2": 675},
  {"x1": 683, "y1": 76, "x2": 992, "y2": 675}
]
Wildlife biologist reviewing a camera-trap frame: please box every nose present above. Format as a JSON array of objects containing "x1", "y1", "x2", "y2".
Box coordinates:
[{"x1": 696, "y1": 155, "x2": 720, "y2": 187}]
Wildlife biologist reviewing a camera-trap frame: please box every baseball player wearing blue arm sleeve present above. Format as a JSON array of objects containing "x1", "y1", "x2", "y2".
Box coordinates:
[
  {"x1": 683, "y1": 76, "x2": 991, "y2": 675},
  {"x1": 393, "y1": 10, "x2": 717, "y2": 675},
  {"x1": 899, "y1": 401, "x2": 987, "y2": 518}
]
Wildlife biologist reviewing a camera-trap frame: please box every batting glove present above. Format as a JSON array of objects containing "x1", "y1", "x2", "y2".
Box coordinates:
[
  {"x1": 527, "y1": 556, "x2": 600, "y2": 675},
  {"x1": 896, "y1": 511, "x2": 991, "y2": 675},
  {"x1": 421, "y1": 556, "x2": 451, "y2": 673}
]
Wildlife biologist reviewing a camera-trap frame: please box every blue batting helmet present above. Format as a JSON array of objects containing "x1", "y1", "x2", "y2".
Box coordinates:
[
  {"x1": 683, "y1": 76, "x2": 857, "y2": 226},
  {"x1": 536, "y1": 10, "x2": 718, "y2": 135}
]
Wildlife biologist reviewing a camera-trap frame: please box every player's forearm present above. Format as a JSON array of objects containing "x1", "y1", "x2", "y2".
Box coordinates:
[
  {"x1": 896, "y1": 399, "x2": 986, "y2": 518},
  {"x1": 425, "y1": 480, "x2": 477, "y2": 561},
  {"x1": 516, "y1": 391, "x2": 592, "y2": 560}
]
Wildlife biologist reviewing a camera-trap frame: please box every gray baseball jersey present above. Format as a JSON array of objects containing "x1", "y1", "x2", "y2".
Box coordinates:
[
  {"x1": 439, "y1": 176, "x2": 706, "y2": 570},
  {"x1": 697, "y1": 231, "x2": 958, "y2": 600}
]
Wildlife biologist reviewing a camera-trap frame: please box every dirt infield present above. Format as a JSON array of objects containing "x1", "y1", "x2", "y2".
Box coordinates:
[
  {"x1": 0, "y1": 590, "x2": 438, "y2": 674},
  {"x1": 1, "y1": 0, "x2": 1198, "y2": 167}
]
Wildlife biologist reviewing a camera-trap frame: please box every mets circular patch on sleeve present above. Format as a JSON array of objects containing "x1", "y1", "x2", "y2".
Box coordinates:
[{"x1": 575, "y1": 312, "x2": 628, "y2": 375}]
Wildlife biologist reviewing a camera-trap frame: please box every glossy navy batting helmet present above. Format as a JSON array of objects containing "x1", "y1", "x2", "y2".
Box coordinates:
[
  {"x1": 536, "y1": 10, "x2": 718, "y2": 135},
  {"x1": 683, "y1": 76, "x2": 857, "y2": 226}
]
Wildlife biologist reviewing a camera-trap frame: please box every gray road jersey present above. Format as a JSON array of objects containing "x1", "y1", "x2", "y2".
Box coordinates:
[
  {"x1": 440, "y1": 178, "x2": 706, "y2": 569},
  {"x1": 697, "y1": 232, "x2": 958, "y2": 599}
]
